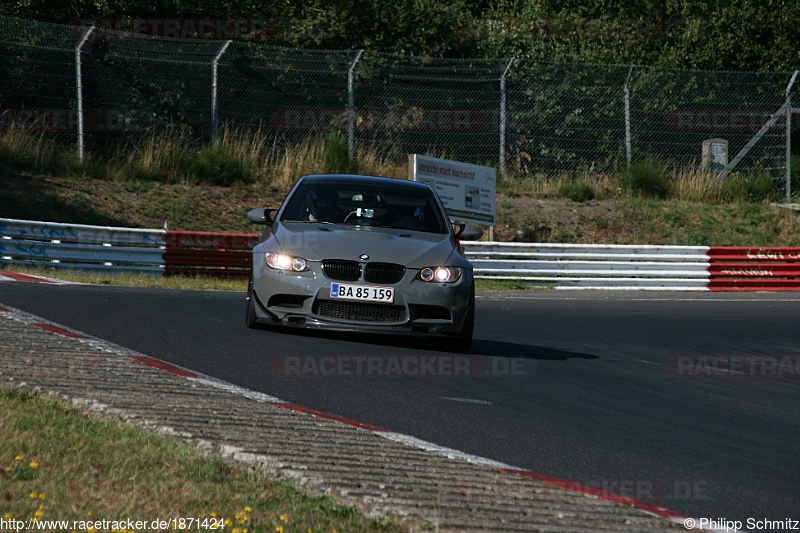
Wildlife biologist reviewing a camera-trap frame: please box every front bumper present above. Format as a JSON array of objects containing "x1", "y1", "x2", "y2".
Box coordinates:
[{"x1": 250, "y1": 256, "x2": 473, "y2": 337}]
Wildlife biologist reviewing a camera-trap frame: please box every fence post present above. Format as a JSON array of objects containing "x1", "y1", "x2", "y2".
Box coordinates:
[
  {"x1": 499, "y1": 58, "x2": 515, "y2": 178},
  {"x1": 211, "y1": 40, "x2": 232, "y2": 141},
  {"x1": 624, "y1": 65, "x2": 634, "y2": 168},
  {"x1": 75, "y1": 26, "x2": 94, "y2": 163},
  {"x1": 786, "y1": 71, "x2": 798, "y2": 202},
  {"x1": 348, "y1": 50, "x2": 365, "y2": 165}
]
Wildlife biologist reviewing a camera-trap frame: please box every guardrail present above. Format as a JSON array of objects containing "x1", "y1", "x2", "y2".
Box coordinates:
[
  {"x1": 2, "y1": 218, "x2": 799, "y2": 291},
  {"x1": 162, "y1": 230, "x2": 256, "y2": 278},
  {"x1": 0, "y1": 218, "x2": 256, "y2": 278},
  {"x1": 707, "y1": 247, "x2": 800, "y2": 291},
  {"x1": 464, "y1": 242, "x2": 712, "y2": 291}
]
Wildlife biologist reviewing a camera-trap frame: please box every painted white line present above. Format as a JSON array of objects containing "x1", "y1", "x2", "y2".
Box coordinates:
[
  {"x1": 439, "y1": 396, "x2": 494, "y2": 405},
  {"x1": 379, "y1": 431, "x2": 513, "y2": 469}
]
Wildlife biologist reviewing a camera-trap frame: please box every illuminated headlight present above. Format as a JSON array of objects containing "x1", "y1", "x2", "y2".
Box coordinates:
[
  {"x1": 420, "y1": 266, "x2": 462, "y2": 283},
  {"x1": 266, "y1": 253, "x2": 308, "y2": 272}
]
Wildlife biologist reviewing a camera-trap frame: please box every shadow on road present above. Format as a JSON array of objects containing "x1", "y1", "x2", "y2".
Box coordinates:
[
  {"x1": 251, "y1": 323, "x2": 596, "y2": 362},
  {"x1": 468, "y1": 338, "x2": 597, "y2": 361}
]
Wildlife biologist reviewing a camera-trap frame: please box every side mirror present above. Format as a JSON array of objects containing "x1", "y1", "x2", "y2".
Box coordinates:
[
  {"x1": 247, "y1": 208, "x2": 276, "y2": 225},
  {"x1": 452, "y1": 222, "x2": 484, "y2": 241}
]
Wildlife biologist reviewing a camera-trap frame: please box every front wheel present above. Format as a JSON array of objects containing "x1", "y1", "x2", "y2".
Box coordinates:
[
  {"x1": 452, "y1": 302, "x2": 474, "y2": 352},
  {"x1": 447, "y1": 285, "x2": 475, "y2": 352},
  {"x1": 245, "y1": 276, "x2": 258, "y2": 329}
]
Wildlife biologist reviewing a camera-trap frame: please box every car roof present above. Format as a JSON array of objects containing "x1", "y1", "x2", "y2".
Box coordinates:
[{"x1": 299, "y1": 174, "x2": 432, "y2": 192}]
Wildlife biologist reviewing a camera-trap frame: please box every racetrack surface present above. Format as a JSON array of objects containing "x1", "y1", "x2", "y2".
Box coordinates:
[{"x1": 1, "y1": 282, "x2": 797, "y2": 528}]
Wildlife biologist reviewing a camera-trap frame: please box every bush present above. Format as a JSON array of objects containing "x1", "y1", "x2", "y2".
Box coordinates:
[
  {"x1": 325, "y1": 132, "x2": 349, "y2": 174},
  {"x1": 719, "y1": 172, "x2": 775, "y2": 202},
  {"x1": 559, "y1": 179, "x2": 595, "y2": 202},
  {"x1": 181, "y1": 143, "x2": 252, "y2": 186},
  {"x1": 622, "y1": 158, "x2": 670, "y2": 199}
]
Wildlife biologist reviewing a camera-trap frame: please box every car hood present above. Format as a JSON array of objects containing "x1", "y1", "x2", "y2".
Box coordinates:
[{"x1": 269, "y1": 222, "x2": 460, "y2": 267}]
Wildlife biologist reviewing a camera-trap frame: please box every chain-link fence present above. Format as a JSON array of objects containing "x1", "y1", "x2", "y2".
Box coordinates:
[{"x1": 1, "y1": 15, "x2": 797, "y2": 198}]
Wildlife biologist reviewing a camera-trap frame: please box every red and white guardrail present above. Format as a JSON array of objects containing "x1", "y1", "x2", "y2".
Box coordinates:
[{"x1": 1, "y1": 218, "x2": 799, "y2": 291}]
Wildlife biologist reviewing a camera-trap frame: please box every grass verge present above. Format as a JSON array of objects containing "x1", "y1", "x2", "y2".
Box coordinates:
[
  {"x1": 0, "y1": 387, "x2": 402, "y2": 533},
  {"x1": 1, "y1": 128, "x2": 794, "y2": 202}
]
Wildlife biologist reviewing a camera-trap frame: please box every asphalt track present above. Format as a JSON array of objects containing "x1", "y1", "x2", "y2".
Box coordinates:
[{"x1": 1, "y1": 282, "x2": 798, "y2": 529}]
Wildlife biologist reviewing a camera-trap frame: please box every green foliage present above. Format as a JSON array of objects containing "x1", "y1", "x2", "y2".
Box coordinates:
[
  {"x1": 288, "y1": 0, "x2": 474, "y2": 57},
  {"x1": 719, "y1": 173, "x2": 775, "y2": 202},
  {"x1": 181, "y1": 143, "x2": 252, "y2": 186},
  {"x1": 558, "y1": 179, "x2": 595, "y2": 202},
  {"x1": 324, "y1": 132, "x2": 349, "y2": 174},
  {"x1": 622, "y1": 158, "x2": 670, "y2": 198},
  {"x1": 1, "y1": 0, "x2": 796, "y2": 70},
  {"x1": 0, "y1": 131, "x2": 82, "y2": 176},
  {"x1": 472, "y1": 0, "x2": 800, "y2": 71}
]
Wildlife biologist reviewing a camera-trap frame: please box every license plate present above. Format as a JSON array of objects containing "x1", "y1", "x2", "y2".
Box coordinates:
[{"x1": 330, "y1": 283, "x2": 394, "y2": 303}]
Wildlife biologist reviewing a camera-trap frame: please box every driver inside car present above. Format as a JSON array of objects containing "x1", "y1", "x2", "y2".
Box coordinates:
[{"x1": 305, "y1": 189, "x2": 345, "y2": 223}]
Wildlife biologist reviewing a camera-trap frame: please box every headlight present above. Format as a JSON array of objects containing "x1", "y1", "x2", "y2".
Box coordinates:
[
  {"x1": 266, "y1": 253, "x2": 308, "y2": 272},
  {"x1": 419, "y1": 266, "x2": 462, "y2": 283}
]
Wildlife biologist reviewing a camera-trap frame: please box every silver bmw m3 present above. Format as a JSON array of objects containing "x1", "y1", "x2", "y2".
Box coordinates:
[{"x1": 245, "y1": 174, "x2": 481, "y2": 351}]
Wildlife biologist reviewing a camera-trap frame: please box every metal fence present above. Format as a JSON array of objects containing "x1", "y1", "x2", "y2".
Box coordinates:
[{"x1": 1, "y1": 15, "x2": 797, "y2": 198}]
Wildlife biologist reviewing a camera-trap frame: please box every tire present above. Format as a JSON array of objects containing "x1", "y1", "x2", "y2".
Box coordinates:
[
  {"x1": 453, "y1": 305, "x2": 474, "y2": 352},
  {"x1": 451, "y1": 286, "x2": 475, "y2": 352},
  {"x1": 245, "y1": 276, "x2": 258, "y2": 329}
]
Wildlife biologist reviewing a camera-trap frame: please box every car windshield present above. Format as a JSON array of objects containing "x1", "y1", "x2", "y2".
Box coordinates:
[{"x1": 280, "y1": 182, "x2": 449, "y2": 234}]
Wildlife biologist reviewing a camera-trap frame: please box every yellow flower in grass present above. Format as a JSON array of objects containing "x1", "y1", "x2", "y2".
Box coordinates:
[{"x1": 29, "y1": 461, "x2": 39, "y2": 469}]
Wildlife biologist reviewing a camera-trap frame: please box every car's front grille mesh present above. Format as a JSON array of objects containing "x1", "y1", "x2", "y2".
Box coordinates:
[
  {"x1": 314, "y1": 300, "x2": 407, "y2": 323},
  {"x1": 322, "y1": 260, "x2": 361, "y2": 281},
  {"x1": 364, "y1": 263, "x2": 405, "y2": 284}
]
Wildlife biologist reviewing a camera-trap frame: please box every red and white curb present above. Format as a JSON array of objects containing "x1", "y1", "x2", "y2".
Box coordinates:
[
  {"x1": 0, "y1": 302, "x2": 719, "y2": 532},
  {"x1": 0, "y1": 271, "x2": 77, "y2": 284}
]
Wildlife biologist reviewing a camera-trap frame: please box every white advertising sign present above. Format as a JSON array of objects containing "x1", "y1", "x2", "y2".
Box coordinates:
[{"x1": 408, "y1": 154, "x2": 496, "y2": 226}]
